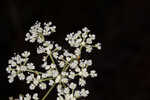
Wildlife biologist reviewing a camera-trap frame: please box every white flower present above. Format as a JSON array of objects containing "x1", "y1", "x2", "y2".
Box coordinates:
[
  {"x1": 52, "y1": 70, "x2": 59, "y2": 78},
  {"x1": 8, "y1": 75, "x2": 14, "y2": 83},
  {"x1": 61, "y1": 78, "x2": 68, "y2": 84},
  {"x1": 59, "y1": 61, "x2": 65, "y2": 68},
  {"x1": 47, "y1": 43, "x2": 53, "y2": 50},
  {"x1": 66, "y1": 57, "x2": 71, "y2": 62},
  {"x1": 49, "y1": 80, "x2": 54, "y2": 86},
  {"x1": 74, "y1": 90, "x2": 80, "y2": 98},
  {"x1": 25, "y1": 21, "x2": 56, "y2": 43},
  {"x1": 42, "y1": 73, "x2": 48, "y2": 78},
  {"x1": 24, "y1": 93, "x2": 31, "y2": 100},
  {"x1": 51, "y1": 63, "x2": 56, "y2": 69},
  {"x1": 61, "y1": 72, "x2": 68, "y2": 76},
  {"x1": 27, "y1": 63, "x2": 35, "y2": 70},
  {"x1": 64, "y1": 87, "x2": 70, "y2": 94},
  {"x1": 75, "y1": 67, "x2": 81, "y2": 72},
  {"x1": 68, "y1": 71, "x2": 75, "y2": 79},
  {"x1": 65, "y1": 94, "x2": 76, "y2": 100},
  {"x1": 79, "y1": 68, "x2": 89, "y2": 78},
  {"x1": 95, "y1": 43, "x2": 101, "y2": 50},
  {"x1": 55, "y1": 44, "x2": 62, "y2": 51},
  {"x1": 79, "y1": 60, "x2": 85, "y2": 68},
  {"x1": 39, "y1": 82, "x2": 47, "y2": 90},
  {"x1": 57, "y1": 96, "x2": 64, "y2": 100},
  {"x1": 69, "y1": 82, "x2": 77, "y2": 90},
  {"x1": 21, "y1": 51, "x2": 30, "y2": 57},
  {"x1": 20, "y1": 66, "x2": 27, "y2": 71},
  {"x1": 55, "y1": 75, "x2": 61, "y2": 83},
  {"x1": 86, "y1": 45, "x2": 92, "y2": 53},
  {"x1": 43, "y1": 22, "x2": 53, "y2": 36},
  {"x1": 85, "y1": 60, "x2": 92, "y2": 66},
  {"x1": 80, "y1": 89, "x2": 89, "y2": 97},
  {"x1": 79, "y1": 78, "x2": 86, "y2": 87},
  {"x1": 58, "y1": 55, "x2": 64, "y2": 60},
  {"x1": 90, "y1": 70, "x2": 98, "y2": 78},
  {"x1": 50, "y1": 25, "x2": 56, "y2": 32},
  {"x1": 6, "y1": 66, "x2": 12, "y2": 73},
  {"x1": 53, "y1": 52, "x2": 59, "y2": 59},
  {"x1": 29, "y1": 84, "x2": 36, "y2": 90},
  {"x1": 82, "y1": 27, "x2": 90, "y2": 33},
  {"x1": 18, "y1": 73, "x2": 25, "y2": 80},
  {"x1": 8, "y1": 59, "x2": 16, "y2": 66},
  {"x1": 19, "y1": 94, "x2": 23, "y2": 100},
  {"x1": 32, "y1": 93, "x2": 39, "y2": 100},
  {"x1": 26, "y1": 74, "x2": 34, "y2": 84},
  {"x1": 70, "y1": 60, "x2": 78, "y2": 69},
  {"x1": 57, "y1": 84, "x2": 63, "y2": 94},
  {"x1": 37, "y1": 46, "x2": 45, "y2": 54},
  {"x1": 33, "y1": 75, "x2": 41, "y2": 86}
]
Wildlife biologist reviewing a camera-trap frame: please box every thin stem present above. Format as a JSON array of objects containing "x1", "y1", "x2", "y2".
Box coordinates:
[
  {"x1": 49, "y1": 51, "x2": 55, "y2": 64},
  {"x1": 23, "y1": 57, "x2": 28, "y2": 66},
  {"x1": 62, "y1": 82, "x2": 67, "y2": 88},
  {"x1": 41, "y1": 83, "x2": 56, "y2": 100},
  {"x1": 39, "y1": 33, "x2": 45, "y2": 42},
  {"x1": 62, "y1": 62, "x2": 69, "y2": 71},
  {"x1": 49, "y1": 51, "x2": 59, "y2": 71},
  {"x1": 26, "y1": 69, "x2": 42, "y2": 75},
  {"x1": 63, "y1": 64, "x2": 70, "y2": 72},
  {"x1": 40, "y1": 77, "x2": 54, "y2": 82}
]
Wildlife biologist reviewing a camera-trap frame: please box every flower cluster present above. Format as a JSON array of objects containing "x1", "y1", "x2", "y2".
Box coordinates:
[{"x1": 7, "y1": 21, "x2": 101, "y2": 100}]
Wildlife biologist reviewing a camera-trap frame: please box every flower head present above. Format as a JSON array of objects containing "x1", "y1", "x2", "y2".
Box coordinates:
[{"x1": 7, "y1": 21, "x2": 101, "y2": 100}]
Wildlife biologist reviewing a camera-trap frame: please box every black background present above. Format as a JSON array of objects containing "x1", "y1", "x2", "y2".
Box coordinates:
[{"x1": 1, "y1": 0, "x2": 150, "y2": 100}]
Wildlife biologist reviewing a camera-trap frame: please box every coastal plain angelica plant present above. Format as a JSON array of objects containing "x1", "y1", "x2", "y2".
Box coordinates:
[{"x1": 6, "y1": 21, "x2": 101, "y2": 100}]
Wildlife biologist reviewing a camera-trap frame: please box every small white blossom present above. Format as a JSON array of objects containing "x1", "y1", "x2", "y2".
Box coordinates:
[
  {"x1": 74, "y1": 90, "x2": 80, "y2": 98},
  {"x1": 21, "y1": 51, "x2": 30, "y2": 57},
  {"x1": 61, "y1": 78, "x2": 68, "y2": 84},
  {"x1": 79, "y1": 68, "x2": 89, "y2": 78},
  {"x1": 32, "y1": 93, "x2": 39, "y2": 100},
  {"x1": 52, "y1": 70, "x2": 59, "y2": 78},
  {"x1": 29, "y1": 84, "x2": 36, "y2": 90},
  {"x1": 68, "y1": 71, "x2": 75, "y2": 79},
  {"x1": 64, "y1": 87, "x2": 70, "y2": 94},
  {"x1": 79, "y1": 78, "x2": 86, "y2": 87},
  {"x1": 80, "y1": 89, "x2": 89, "y2": 97},
  {"x1": 90, "y1": 70, "x2": 98, "y2": 78},
  {"x1": 39, "y1": 82, "x2": 47, "y2": 90},
  {"x1": 57, "y1": 96, "x2": 64, "y2": 100},
  {"x1": 37, "y1": 46, "x2": 45, "y2": 54},
  {"x1": 24, "y1": 93, "x2": 31, "y2": 100},
  {"x1": 27, "y1": 63, "x2": 35, "y2": 70},
  {"x1": 18, "y1": 73, "x2": 25, "y2": 80},
  {"x1": 59, "y1": 61, "x2": 65, "y2": 68},
  {"x1": 57, "y1": 84, "x2": 63, "y2": 94},
  {"x1": 70, "y1": 60, "x2": 78, "y2": 69},
  {"x1": 26, "y1": 74, "x2": 34, "y2": 84},
  {"x1": 49, "y1": 80, "x2": 54, "y2": 86},
  {"x1": 86, "y1": 45, "x2": 92, "y2": 53},
  {"x1": 95, "y1": 43, "x2": 101, "y2": 50},
  {"x1": 69, "y1": 82, "x2": 77, "y2": 90},
  {"x1": 51, "y1": 63, "x2": 56, "y2": 69}
]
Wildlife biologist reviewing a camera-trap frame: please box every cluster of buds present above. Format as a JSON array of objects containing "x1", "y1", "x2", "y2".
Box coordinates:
[{"x1": 6, "y1": 21, "x2": 101, "y2": 100}]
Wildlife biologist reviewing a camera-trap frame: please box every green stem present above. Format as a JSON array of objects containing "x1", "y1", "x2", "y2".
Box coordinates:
[
  {"x1": 49, "y1": 51, "x2": 55, "y2": 64},
  {"x1": 41, "y1": 83, "x2": 56, "y2": 100},
  {"x1": 26, "y1": 69, "x2": 42, "y2": 74},
  {"x1": 39, "y1": 33, "x2": 45, "y2": 42},
  {"x1": 40, "y1": 77, "x2": 54, "y2": 82}
]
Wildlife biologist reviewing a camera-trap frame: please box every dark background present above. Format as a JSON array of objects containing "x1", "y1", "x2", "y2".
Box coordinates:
[{"x1": 1, "y1": 0, "x2": 150, "y2": 100}]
